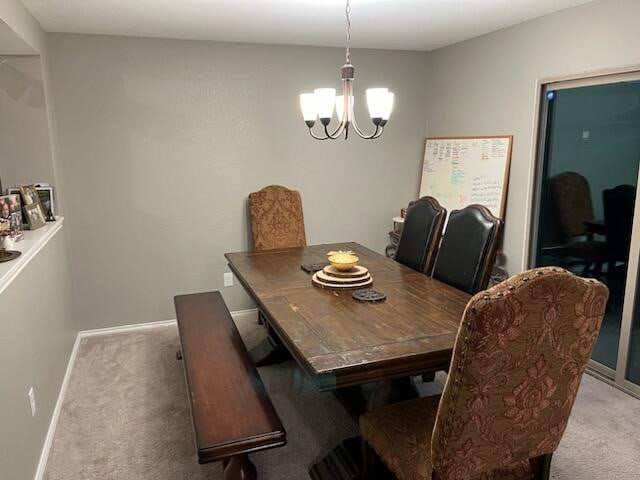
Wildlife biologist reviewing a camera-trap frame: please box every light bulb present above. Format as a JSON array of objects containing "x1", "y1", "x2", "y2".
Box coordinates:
[
  {"x1": 300, "y1": 93, "x2": 318, "y2": 123},
  {"x1": 314, "y1": 88, "x2": 336, "y2": 120},
  {"x1": 366, "y1": 88, "x2": 389, "y2": 120}
]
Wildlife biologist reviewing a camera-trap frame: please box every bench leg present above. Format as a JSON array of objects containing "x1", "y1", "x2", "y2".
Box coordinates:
[{"x1": 224, "y1": 454, "x2": 257, "y2": 480}]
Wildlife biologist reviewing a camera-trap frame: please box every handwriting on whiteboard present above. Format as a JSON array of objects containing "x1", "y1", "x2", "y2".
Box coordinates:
[{"x1": 419, "y1": 137, "x2": 511, "y2": 218}]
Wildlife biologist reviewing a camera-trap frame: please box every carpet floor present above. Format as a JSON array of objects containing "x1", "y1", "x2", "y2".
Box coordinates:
[{"x1": 43, "y1": 319, "x2": 640, "y2": 479}]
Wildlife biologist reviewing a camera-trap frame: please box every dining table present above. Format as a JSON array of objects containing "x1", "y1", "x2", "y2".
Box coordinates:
[{"x1": 225, "y1": 242, "x2": 471, "y2": 479}]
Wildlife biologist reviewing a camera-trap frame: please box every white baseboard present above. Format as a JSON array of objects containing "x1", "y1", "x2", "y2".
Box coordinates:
[
  {"x1": 78, "y1": 308, "x2": 258, "y2": 337},
  {"x1": 34, "y1": 307, "x2": 258, "y2": 480},
  {"x1": 34, "y1": 332, "x2": 81, "y2": 480}
]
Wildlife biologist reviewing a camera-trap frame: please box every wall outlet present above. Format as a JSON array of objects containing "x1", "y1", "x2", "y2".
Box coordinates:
[
  {"x1": 223, "y1": 272, "x2": 234, "y2": 287},
  {"x1": 28, "y1": 387, "x2": 36, "y2": 417}
]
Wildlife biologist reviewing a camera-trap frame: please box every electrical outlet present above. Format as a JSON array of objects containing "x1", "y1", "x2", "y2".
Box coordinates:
[
  {"x1": 223, "y1": 272, "x2": 234, "y2": 287},
  {"x1": 28, "y1": 387, "x2": 36, "y2": 417}
]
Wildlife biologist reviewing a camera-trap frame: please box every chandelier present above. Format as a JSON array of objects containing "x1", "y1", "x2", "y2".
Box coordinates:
[{"x1": 299, "y1": 0, "x2": 394, "y2": 140}]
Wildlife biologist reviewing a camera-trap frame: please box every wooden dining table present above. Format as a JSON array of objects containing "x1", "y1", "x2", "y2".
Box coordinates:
[
  {"x1": 226, "y1": 242, "x2": 470, "y2": 390},
  {"x1": 226, "y1": 242, "x2": 471, "y2": 479}
]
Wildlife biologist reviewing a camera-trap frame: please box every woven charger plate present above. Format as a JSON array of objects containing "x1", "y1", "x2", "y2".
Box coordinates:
[
  {"x1": 323, "y1": 265, "x2": 369, "y2": 278},
  {"x1": 0, "y1": 250, "x2": 21, "y2": 263},
  {"x1": 315, "y1": 270, "x2": 371, "y2": 285},
  {"x1": 312, "y1": 272, "x2": 373, "y2": 289}
]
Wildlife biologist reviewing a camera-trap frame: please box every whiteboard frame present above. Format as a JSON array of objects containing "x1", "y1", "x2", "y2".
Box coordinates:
[{"x1": 419, "y1": 135, "x2": 513, "y2": 219}]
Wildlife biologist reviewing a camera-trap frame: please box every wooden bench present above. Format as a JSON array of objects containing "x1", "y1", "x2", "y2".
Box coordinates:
[{"x1": 174, "y1": 291, "x2": 286, "y2": 479}]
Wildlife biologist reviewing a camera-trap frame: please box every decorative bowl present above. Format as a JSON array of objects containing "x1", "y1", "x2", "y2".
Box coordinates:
[{"x1": 327, "y1": 250, "x2": 359, "y2": 271}]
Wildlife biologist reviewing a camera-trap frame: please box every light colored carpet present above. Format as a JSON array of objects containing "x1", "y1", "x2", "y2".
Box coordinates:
[{"x1": 44, "y1": 318, "x2": 640, "y2": 479}]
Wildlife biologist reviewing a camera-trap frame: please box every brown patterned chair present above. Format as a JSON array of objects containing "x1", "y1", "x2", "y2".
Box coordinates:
[
  {"x1": 248, "y1": 185, "x2": 306, "y2": 251},
  {"x1": 549, "y1": 172, "x2": 605, "y2": 275},
  {"x1": 360, "y1": 267, "x2": 609, "y2": 480}
]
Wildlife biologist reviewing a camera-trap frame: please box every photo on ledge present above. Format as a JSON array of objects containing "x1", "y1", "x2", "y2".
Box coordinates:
[
  {"x1": 19, "y1": 185, "x2": 48, "y2": 224},
  {"x1": 9, "y1": 185, "x2": 56, "y2": 222},
  {"x1": 24, "y1": 202, "x2": 46, "y2": 230},
  {"x1": 0, "y1": 194, "x2": 23, "y2": 234}
]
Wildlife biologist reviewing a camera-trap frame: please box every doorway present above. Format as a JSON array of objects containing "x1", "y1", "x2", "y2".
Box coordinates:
[{"x1": 530, "y1": 72, "x2": 640, "y2": 396}]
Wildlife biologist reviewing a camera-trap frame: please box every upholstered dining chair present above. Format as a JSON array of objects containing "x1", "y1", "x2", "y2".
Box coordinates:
[
  {"x1": 360, "y1": 267, "x2": 609, "y2": 480},
  {"x1": 549, "y1": 171, "x2": 605, "y2": 275},
  {"x1": 432, "y1": 205, "x2": 502, "y2": 294},
  {"x1": 395, "y1": 197, "x2": 446, "y2": 274},
  {"x1": 248, "y1": 185, "x2": 306, "y2": 251}
]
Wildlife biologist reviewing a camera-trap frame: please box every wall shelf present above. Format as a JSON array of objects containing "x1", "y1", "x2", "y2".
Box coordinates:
[{"x1": 0, "y1": 217, "x2": 64, "y2": 295}]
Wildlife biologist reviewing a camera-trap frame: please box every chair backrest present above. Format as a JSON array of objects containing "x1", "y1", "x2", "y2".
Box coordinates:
[
  {"x1": 248, "y1": 185, "x2": 306, "y2": 251},
  {"x1": 550, "y1": 172, "x2": 594, "y2": 240},
  {"x1": 432, "y1": 205, "x2": 501, "y2": 294},
  {"x1": 431, "y1": 267, "x2": 609, "y2": 480},
  {"x1": 603, "y1": 184, "x2": 636, "y2": 259},
  {"x1": 395, "y1": 196, "x2": 446, "y2": 274}
]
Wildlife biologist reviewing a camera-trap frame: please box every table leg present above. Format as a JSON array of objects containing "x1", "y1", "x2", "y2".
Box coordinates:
[
  {"x1": 309, "y1": 378, "x2": 419, "y2": 480},
  {"x1": 248, "y1": 310, "x2": 292, "y2": 367},
  {"x1": 366, "y1": 377, "x2": 420, "y2": 412},
  {"x1": 223, "y1": 455, "x2": 257, "y2": 480}
]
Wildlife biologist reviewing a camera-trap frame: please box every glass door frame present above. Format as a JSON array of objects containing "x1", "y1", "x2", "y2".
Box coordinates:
[{"x1": 527, "y1": 69, "x2": 640, "y2": 399}]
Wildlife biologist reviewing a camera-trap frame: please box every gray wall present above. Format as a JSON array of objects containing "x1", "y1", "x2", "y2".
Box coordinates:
[
  {"x1": 0, "y1": 4, "x2": 75, "y2": 480},
  {"x1": 425, "y1": 0, "x2": 640, "y2": 274},
  {"x1": 0, "y1": 229, "x2": 75, "y2": 479},
  {"x1": 48, "y1": 34, "x2": 429, "y2": 329},
  {"x1": 0, "y1": 55, "x2": 54, "y2": 188}
]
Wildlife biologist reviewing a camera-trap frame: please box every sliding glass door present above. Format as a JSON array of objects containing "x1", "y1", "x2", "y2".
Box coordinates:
[{"x1": 530, "y1": 72, "x2": 640, "y2": 396}]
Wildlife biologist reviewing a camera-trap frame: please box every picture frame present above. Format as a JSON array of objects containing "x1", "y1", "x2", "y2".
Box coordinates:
[
  {"x1": 0, "y1": 194, "x2": 23, "y2": 233},
  {"x1": 19, "y1": 185, "x2": 47, "y2": 224},
  {"x1": 36, "y1": 186, "x2": 55, "y2": 221},
  {"x1": 24, "y1": 203, "x2": 46, "y2": 230},
  {"x1": 9, "y1": 185, "x2": 56, "y2": 222}
]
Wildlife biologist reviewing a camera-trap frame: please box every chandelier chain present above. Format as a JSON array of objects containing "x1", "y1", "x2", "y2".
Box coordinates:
[{"x1": 345, "y1": 0, "x2": 351, "y2": 64}]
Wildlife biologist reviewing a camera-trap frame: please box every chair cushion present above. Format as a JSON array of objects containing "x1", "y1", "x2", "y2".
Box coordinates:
[
  {"x1": 360, "y1": 396, "x2": 440, "y2": 480},
  {"x1": 360, "y1": 396, "x2": 534, "y2": 480}
]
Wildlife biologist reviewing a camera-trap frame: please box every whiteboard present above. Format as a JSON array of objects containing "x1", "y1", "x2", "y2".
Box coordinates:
[{"x1": 418, "y1": 136, "x2": 512, "y2": 219}]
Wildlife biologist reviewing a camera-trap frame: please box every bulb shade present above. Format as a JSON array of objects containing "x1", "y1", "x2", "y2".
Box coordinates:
[
  {"x1": 366, "y1": 88, "x2": 389, "y2": 119},
  {"x1": 314, "y1": 88, "x2": 336, "y2": 119},
  {"x1": 335, "y1": 95, "x2": 354, "y2": 122},
  {"x1": 300, "y1": 93, "x2": 318, "y2": 121},
  {"x1": 382, "y1": 92, "x2": 394, "y2": 120}
]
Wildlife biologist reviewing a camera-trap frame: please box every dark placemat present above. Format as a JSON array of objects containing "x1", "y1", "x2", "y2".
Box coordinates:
[
  {"x1": 0, "y1": 249, "x2": 21, "y2": 263},
  {"x1": 301, "y1": 262, "x2": 328, "y2": 274},
  {"x1": 352, "y1": 289, "x2": 386, "y2": 303}
]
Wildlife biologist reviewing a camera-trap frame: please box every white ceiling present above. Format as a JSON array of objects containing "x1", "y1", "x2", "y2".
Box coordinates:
[{"x1": 22, "y1": 0, "x2": 594, "y2": 51}]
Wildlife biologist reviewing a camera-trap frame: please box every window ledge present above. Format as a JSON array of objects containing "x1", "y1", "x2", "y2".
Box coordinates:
[{"x1": 0, "y1": 217, "x2": 65, "y2": 296}]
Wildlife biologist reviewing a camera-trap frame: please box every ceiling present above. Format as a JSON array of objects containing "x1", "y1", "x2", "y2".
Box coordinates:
[{"x1": 21, "y1": 0, "x2": 594, "y2": 51}]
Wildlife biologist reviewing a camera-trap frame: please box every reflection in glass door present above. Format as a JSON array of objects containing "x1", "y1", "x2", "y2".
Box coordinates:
[{"x1": 531, "y1": 74, "x2": 640, "y2": 395}]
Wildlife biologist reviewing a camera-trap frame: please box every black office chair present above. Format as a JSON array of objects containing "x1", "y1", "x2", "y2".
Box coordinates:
[
  {"x1": 395, "y1": 197, "x2": 446, "y2": 274},
  {"x1": 603, "y1": 184, "x2": 636, "y2": 279},
  {"x1": 432, "y1": 204, "x2": 502, "y2": 294}
]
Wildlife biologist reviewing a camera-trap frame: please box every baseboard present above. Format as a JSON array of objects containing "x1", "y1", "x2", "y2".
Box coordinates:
[
  {"x1": 79, "y1": 318, "x2": 178, "y2": 337},
  {"x1": 34, "y1": 332, "x2": 82, "y2": 480},
  {"x1": 34, "y1": 307, "x2": 258, "y2": 480}
]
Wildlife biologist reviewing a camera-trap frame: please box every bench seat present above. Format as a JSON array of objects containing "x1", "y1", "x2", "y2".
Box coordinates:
[{"x1": 174, "y1": 291, "x2": 286, "y2": 479}]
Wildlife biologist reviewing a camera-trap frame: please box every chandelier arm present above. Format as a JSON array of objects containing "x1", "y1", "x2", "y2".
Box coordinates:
[
  {"x1": 350, "y1": 114, "x2": 381, "y2": 139},
  {"x1": 326, "y1": 119, "x2": 348, "y2": 139},
  {"x1": 307, "y1": 128, "x2": 330, "y2": 140}
]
